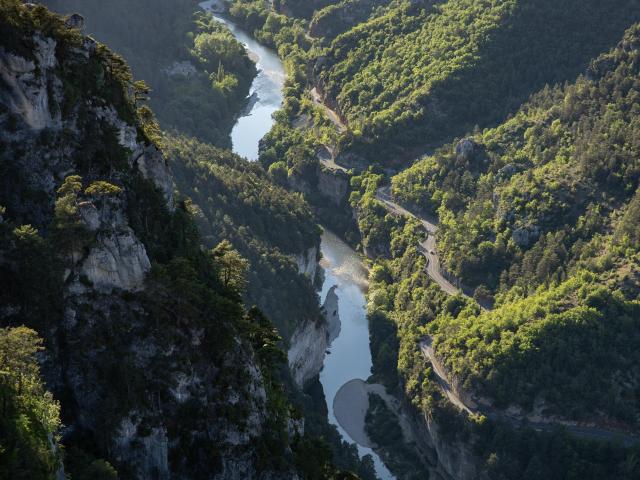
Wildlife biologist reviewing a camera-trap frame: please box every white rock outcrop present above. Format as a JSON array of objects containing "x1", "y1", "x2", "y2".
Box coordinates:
[
  {"x1": 288, "y1": 286, "x2": 341, "y2": 387},
  {"x1": 80, "y1": 228, "x2": 151, "y2": 292},
  {"x1": 295, "y1": 245, "x2": 319, "y2": 279},
  {"x1": 0, "y1": 35, "x2": 61, "y2": 131},
  {"x1": 93, "y1": 107, "x2": 174, "y2": 207},
  {"x1": 113, "y1": 415, "x2": 170, "y2": 480}
]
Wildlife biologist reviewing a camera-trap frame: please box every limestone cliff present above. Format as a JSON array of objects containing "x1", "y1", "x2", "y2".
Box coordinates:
[
  {"x1": 318, "y1": 164, "x2": 349, "y2": 207},
  {"x1": 0, "y1": 4, "x2": 302, "y2": 478},
  {"x1": 407, "y1": 410, "x2": 483, "y2": 480},
  {"x1": 295, "y1": 245, "x2": 319, "y2": 280},
  {"x1": 288, "y1": 285, "x2": 340, "y2": 387}
]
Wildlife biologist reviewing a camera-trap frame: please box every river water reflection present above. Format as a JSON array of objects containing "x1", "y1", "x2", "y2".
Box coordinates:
[
  {"x1": 200, "y1": 3, "x2": 393, "y2": 477},
  {"x1": 201, "y1": 1, "x2": 284, "y2": 160},
  {"x1": 319, "y1": 230, "x2": 394, "y2": 480}
]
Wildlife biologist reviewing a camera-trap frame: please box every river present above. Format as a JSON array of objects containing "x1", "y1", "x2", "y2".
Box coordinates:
[
  {"x1": 200, "y1": 0, "x2": 284, "y2": 160},
  {"x1": 319, "y1": 231, "x2": 394, "y2": 479},
  {"x1": 200, "y1": 3, "x2": 393, "y2": 478}
]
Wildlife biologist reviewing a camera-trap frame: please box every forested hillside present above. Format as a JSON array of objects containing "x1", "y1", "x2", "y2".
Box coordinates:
[
  {"x1": 347, "y1": 22, "x2": 640, "y2": 479},
  {"x1": 388, "y1": 22, "x2": 640, "y2": 424},
  {"x1": 315, "y1": 0, "x2": 640, "y2": 159},
  {"x1": 0, "y1": 2, "x2": 365, "y2": 478},
  {"x1": 167, "y1": 135, "x2": 323, "y2": 340},
  {"x1": 6, "y1": 0, "x2": 640, "y2": 478},
  {"x1": 43, "y1": 0, "x2": 256, "y2": 145}
]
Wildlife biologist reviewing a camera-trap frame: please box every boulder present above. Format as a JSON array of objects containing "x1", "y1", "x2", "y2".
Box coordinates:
[
  {"x1": 455, "y1": 138, "x2": 477, "y2": 160},
  {"x1": 65, "y1": 13, "x2": 85, "y2": 30},
  {"x1": 512, "y1": 225, "x2": 541, "y2": 248}
]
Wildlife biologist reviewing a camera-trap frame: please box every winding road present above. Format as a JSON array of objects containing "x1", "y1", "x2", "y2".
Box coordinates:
[
  {"x1": 375, "y1": 186, "x2": 470, "y2": 299},
  {"x1": 310, "y1": 87, "x2": 347, "y2": 133},
  {"x1": 307, "y1": 89, "x2": 640, "y2": 446},
  {"x1": 375, "y1": 187, "x2": 640, "y2": 446}
]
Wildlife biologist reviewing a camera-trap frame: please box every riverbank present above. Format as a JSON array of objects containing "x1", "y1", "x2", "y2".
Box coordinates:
[
  {"x1": 200, "y1": 0, "x2": 285, "y2": 160},
  {"x1": 198, "y1": 4, "x2": 396, "y2": 474},
  {"x1": 334, "y1": 379, "x2": 415, "y2": 449},
  {"x1": 318, "y1": 230, "x2": 394, "y2": 479}
]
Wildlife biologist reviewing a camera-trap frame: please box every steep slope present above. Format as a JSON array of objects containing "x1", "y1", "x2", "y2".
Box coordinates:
[
  {"x1": 390, "y1": 23, "x2": 640, "y2": 426},
  {"x1": 166, "y1": 135, "x2": 322, "y2": 341},
  {"x1": 314, "y1": 0, "x2": 640, "y2": 160},
  {"x1": 43, "y1": 0, "x2": 256, "y2": 146},
  {"x1": 0, "y1": 326, "x2": 67, "y2": 480},
  {"x1": 0, "y1": 2, "x2": 355, "y2": 478},
  {"x1": 348, "y1": 23, "x2": 640, "y2": 479}
]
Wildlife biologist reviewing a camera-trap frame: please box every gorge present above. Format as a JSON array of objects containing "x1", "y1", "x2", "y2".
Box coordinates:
[
  {"x1": 4, "y1": 1, "x2": 640, "y2": 479},
  {"x1": 201, "y1": 5, "x2": 394, "y2": 476}
]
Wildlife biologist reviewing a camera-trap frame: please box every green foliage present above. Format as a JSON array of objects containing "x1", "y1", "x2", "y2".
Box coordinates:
[
  {"x1": 64, "y1": 447, "x2": 118, "y2": 480},
  {"x1": 52, "y1": 176, "x2": 92, "y2": 253},
  {"x1": 357, "y1": 25, "x2": 640, "y2": 477},
  {"x1": 0, "y1": 220, "x2": 63, "y2": 335},
  {"x1": 368, "y1": 311, "x2": 399, "y2": 389},
  {"x1": 0, "y1": 0, "x2": 82, "y2": 60},
  {"x1": 43, "y1": 0, "x2": 256, "y2": 146},
  {"x1": 471, "y1": 420, "x2": 640, "y2": 480},
  {"x1": 349, "y1": 169, "x2": 403, "y2": 256},
  {"x1": 315, "y1": 0, "x2": 640, "y2": 158},
  {"x1": 392, "y1": 22, "x2": 640, "y2": 294},
  {"x1": 84, "y1": 181, "x2": 122, "y2": 197},
  {"x1": 432, "y1": 273, "x2": 640, "y2": 421},
  {"x1": 267, "y1": 160, "x2": 289, "y2": 186},
  {"x1": 364, "y1": 393, "x2": 429, "y2": 479},
  {"x1": 0, "y1": 327, "x2": 62, "y2": 480},
  {"x1": 212, "y1": 239, "x2": 250, "y2": 292},
  {"x1": 166, "y1": 134, "x2": 323, "y2": 340}
]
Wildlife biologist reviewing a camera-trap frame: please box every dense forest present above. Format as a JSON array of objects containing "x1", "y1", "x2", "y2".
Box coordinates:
[
  {"x1": 43, "y1": 0, "x2": 256, "y2": 145},
  {"x1": 389, "y1": 23, "x2": 640, "y2": 422},
  {"x1": 353, "y1": 21, "x2": 640, "y2": 480},
  {"x1": 0, "y1": 2, "x2": 371, "y2": 478},
  {"x1": 166, "y1": 134, "x2": 323, "y2": 341},
  {"x1": 315, "y1": 0, "x2": 640, "y2": 159},
  {"x1": 5, "y1": 0, "x2": 640, "y2": 478}
]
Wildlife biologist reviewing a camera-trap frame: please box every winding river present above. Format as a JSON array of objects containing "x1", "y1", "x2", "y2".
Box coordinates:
[
  {"x1": 201, "y1": 0, "x2": 284, "y2": 160},
  {"x1": 319, "y1": 231, "x2": 393, "y2": 479},
  {"x1": 200, "y1": 3, "x2": 393, "y2": 478}
]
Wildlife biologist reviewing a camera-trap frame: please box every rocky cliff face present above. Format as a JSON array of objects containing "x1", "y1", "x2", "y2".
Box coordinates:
[
  {"x1": 0, "y1": 6, "x2": 301, "y2": 478},
  {"x1": 294, "y1": 245, "x2": 319, "y2": 280},
  {"x1": 318, "y1": 165, "x2": 349, "y2": 206},
  {"x1": 288, "y1": 285, "x2": 340, "y2": 387},
  {"x1": 404, "y1": 407, "x2": 483, "y2": 480}
]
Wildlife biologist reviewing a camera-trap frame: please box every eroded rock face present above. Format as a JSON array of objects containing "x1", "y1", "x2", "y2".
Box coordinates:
[
  {"x1": 113, "y1": 416, "x2": 170, "y2": 480},
  {"x1": 135, "y1": 144, "x2": 175, "y2": 207},
  {"x1": 80, "y1": 229, "x2": 151, "y2": 292},
  {"x1": 0, "y1": 23, "x2": 298, "y2": 480},
  {"x1": 65, "y1": 13, "x2": 85, "y2": 30},
  {"x1": 407, "y1": 409, "x2": 482, "y2": 480},
  {"x1": 0, "y1": 35, "x2": 61, "y2": 131},
  {"x1": 497, "y1": 163, "x2": 517, "y2": 180},
  {"x1": 512, "y1": 224, "x2": 541, "y2": 247},
  {"x1": 287, "y1": 285, "x2": 340, "y2": 387},
  {"x1": 318, "y1": 167, "x2": 349, "y2": 206},
  {"x1": 94, "y1": 106, "x2": 174, "y2": 206},
  {"x1": 455, "y1": 138, "x2": 477, "y2": 160},
  {"x1": 295, "y1": 245, "x2": 319, "y2": 279},
  {"x1": 288, "y1": 317, "x2": 328, "y2": 387}
]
